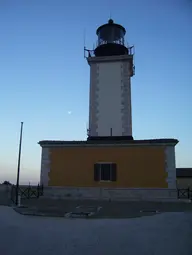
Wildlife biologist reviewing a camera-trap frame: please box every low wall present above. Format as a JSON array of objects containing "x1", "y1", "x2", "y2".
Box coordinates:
[
  {"x1": 0, "y1": 184, "x2": 12, "y2": 205},
  {"x1": 43, "y1": 187, "x2": 178, "y2": 202},
  {"x1": 0, "y1": 185, "x2": 182, "y2": 204},
  {"x1": 177, "y1": 178, "x2": 192, "y2": 189},
  {"x1": 0, "y1": 184, "x2": 42, "y2": 205}
]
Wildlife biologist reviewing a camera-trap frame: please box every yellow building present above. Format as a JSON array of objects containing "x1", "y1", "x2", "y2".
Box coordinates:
[
  {"x1": 39, "y1": 139, "x2": 178, "y2": 200},
  {"x1": 39, "y1": 19, "x2": 179, "y2": 201}
]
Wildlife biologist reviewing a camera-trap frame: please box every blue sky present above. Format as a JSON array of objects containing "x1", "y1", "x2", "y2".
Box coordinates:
[{"x1": 0, "y1": 0, "x2": 191, "y2": 184}]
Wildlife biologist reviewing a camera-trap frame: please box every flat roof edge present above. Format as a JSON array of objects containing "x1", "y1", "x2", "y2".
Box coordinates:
[{"x1": 38, "y1": 138, "x2": 179, "y2": 147}]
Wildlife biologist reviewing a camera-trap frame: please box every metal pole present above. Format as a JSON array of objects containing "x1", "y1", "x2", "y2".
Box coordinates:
[{"x1": 15, "y1": 122, "x2": 23, "y2": 206}]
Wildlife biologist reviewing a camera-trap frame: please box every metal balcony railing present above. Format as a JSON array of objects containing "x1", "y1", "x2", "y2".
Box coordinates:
[{"x1": 84, "y1": 45, "x2": 135, "y2": 58}]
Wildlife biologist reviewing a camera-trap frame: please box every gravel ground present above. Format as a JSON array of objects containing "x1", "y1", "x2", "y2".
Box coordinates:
[
  {"x1": 0, "y1": 206, "x2": 192, "y2": 255},
  {"x1": 19, "y1": 198, "x2": 192, "y2": 218}
]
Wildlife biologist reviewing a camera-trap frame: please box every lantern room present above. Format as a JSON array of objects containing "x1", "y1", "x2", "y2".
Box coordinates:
[{"x1": 94, "y1": 19, "x2": 129, "y2": 57}]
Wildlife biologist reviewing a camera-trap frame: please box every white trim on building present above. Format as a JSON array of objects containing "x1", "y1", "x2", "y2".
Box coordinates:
[
  {"x1": 40, "y1": 148, "x2": 50, "y2": 187},
  {"x1": 165, "y1": 146, "x2": 177, "y2": 189}
]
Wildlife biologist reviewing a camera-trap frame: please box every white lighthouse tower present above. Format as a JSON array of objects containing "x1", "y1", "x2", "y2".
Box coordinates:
[{"x1": 85, "y1": 19, "x2": 135, "y2": 141}]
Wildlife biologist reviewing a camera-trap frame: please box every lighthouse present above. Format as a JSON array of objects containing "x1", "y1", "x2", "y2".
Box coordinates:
[
  {"x1": 39, "y1": 18, "x2": 178, "y2": 199},
  {"x1": 85, "y1": 19, "x2": 135, "y2": 140}
]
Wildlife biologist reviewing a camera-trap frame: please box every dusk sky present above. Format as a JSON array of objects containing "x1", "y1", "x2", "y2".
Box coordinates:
[{"x1": 0, "y1": 0, "x2": 191, "y2": 184}]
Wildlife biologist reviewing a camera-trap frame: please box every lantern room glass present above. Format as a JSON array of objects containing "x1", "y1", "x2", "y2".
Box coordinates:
[{"x1": 97, "y1": 25, "x2": 125, "y2": 46}]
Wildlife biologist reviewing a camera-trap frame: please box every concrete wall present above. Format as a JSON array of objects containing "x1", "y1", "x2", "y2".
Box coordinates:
[
  {"x1": 41, "y1": 145, "x2": 171, "y2": 188},
  {"x1": 0, "y1": 185, "x2": 12, "y2": 205},
  {"x1": 96, "y1": 61, "x2": 123, "y2": 136},
  {"x1": 88, "y1": 55, "x2": 132, "y2": 137},
  {"x1": 43, "y1": 187, "x2": 178, "y2": 202},
  {"x1": 177, "y1": 178, "x2": 192, "y2": 188}
]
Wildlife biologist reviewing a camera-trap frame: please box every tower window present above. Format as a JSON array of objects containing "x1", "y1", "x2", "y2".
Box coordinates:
[{"x1": 94, "y1": 163, "x2": 117, "y2": 182}]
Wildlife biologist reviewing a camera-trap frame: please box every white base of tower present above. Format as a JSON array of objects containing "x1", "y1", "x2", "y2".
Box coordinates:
[{"x1": 87, "y1": 55, "x2": 133, "y2": 138}]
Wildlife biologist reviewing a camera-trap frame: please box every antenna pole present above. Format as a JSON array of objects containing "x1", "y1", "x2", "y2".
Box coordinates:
[
  {"x1": 109, "y1": 11, "x2": 112, "y2": 19},
  {"x1": 83, "y1": 28, "x2": 86, "y2": 58},
  {"x1": 15, "y1": 121, "x2": 24, "y2": 206}
]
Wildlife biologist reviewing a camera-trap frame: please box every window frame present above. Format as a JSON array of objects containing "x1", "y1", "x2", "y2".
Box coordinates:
[{"x1": 94, "y1": 162, "x2": 117, "y2": 182}]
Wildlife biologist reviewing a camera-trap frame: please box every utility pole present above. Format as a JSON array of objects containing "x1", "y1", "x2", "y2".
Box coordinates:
[{"x1": 15, "y1": 122, "x2": 23, "y2": 206}]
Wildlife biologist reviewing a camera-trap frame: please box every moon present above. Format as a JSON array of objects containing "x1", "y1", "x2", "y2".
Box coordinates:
[{"x1": 67, "y1": 111, "x2": 72, "y2": 115}]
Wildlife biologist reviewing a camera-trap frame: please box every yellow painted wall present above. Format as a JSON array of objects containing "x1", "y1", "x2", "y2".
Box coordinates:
[{"x1": 48, "y1": 146, "x2": 168, "y2": 188}]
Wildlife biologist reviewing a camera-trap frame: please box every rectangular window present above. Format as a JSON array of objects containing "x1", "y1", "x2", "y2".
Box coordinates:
[{"x1": 94, "y1": 163, "x2": 117, "y2": 182}]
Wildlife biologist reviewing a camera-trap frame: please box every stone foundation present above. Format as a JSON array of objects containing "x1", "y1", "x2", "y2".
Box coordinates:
[{"x1": 43, "y1": 187, "x2": 178, "y2": 202}]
